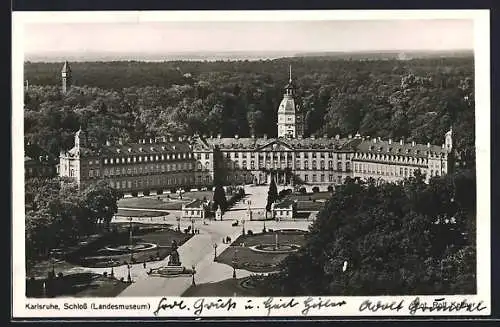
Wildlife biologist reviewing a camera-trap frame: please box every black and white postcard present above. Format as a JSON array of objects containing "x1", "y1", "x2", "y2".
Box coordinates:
[{"x1": 12, "y1": 9, "x2": 491, "y2": 318}]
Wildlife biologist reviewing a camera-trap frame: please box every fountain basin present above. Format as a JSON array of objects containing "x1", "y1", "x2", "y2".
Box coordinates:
[{"x1": 249, "y1": 244, "x2": 301, "y2": 254}]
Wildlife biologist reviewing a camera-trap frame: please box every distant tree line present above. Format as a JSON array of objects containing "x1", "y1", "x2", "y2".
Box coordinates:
[{"x1": 24, "y1": 57, "x2": 475, "y2": 169}]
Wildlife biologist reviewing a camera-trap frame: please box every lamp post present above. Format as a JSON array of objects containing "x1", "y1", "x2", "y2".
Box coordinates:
[
  {"x1": 191, "y1": 265, "x2": 196, "y2": 286},
  {"x1": 127, "y1": 264, "x2": 132, "y2": 283},
  {"x1": 191, "y1": 218, "x2": 195, "y2": 235},
  {"x1": 241, "y1": 218, "x2": 245, "y2": 235},
  {"x1": 232, "y1": 250, "x2": 238, "y2": 279},
  {"x1": 213, "y1": 243, "x2": 218, "y2": 261},
  {"x1": 176, "y1": 217, "x2": 181, "y2": 231},
  {"x1": 128, "y1": 217, "x2": 133, "y2": 249},
  {"x1": 110, "y1": 266, "x2": 114, "y2": 278}
]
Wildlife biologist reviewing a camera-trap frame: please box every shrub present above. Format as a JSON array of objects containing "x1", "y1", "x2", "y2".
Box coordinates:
[
  {"x1": 262, "y1": 228, "x2": 267, "y2": 233},
  {"x1": 131, "y1": 257, "x2": 137, "y2": 264},
  {"x1": 103, "y1": 272, "x2": 108, "y2": 277},
  {"x1": 131, "y1": 191, "x2": 138, "y2": 197},
  {"x1": 327, "y1": 185, "x2": 334, "y2": 193},
  {"x1": 247, "y1": 230, "x2": 254, "y2": 236},
  {"x1": 57, "y1": 272, "x2": 64, "y2": 278},
  {"x1": 123, "y1": 260, "x2": 128, "y2": 265},
  {"x1": 120, "y1": 277, "x2": 124, "y2": 282},
  {"x1": 157, "y1": 189, "x2": 163, "y2": 195},
  {"x1": 299, "y1": 187, "x2": 306, "y2": 194},
  {"x1": 312, "y1": 186, "x2": 320, "y2": 193},
  {"x1": 143, "y1": 190, "x2": 150, "y2": 196}
]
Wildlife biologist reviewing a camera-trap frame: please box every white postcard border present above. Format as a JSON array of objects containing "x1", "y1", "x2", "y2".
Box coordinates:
[{"x1": 12, "y1": 9, "x2": 491, "y2": 318}]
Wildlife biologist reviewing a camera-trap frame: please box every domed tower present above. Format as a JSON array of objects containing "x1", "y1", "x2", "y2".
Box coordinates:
[
  {"x1": 61, "y1": 61, "x2": 72, "y2": 94},
  {"x1": 277, "y1": 65, "x2": 303, "y2": 138}
]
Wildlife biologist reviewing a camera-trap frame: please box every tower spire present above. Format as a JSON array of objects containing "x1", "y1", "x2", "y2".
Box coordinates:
[{"x1": 289, "y1": 64, "x2": 292, "y2": 83}]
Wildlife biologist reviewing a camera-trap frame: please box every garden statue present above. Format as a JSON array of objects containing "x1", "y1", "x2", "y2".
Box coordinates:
[{"x1": 168, "y1": 240, "x2": 181, "y2": 266}]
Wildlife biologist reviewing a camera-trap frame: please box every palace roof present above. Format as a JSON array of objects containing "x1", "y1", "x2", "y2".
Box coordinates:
[{"x1": 354, "y1": 138, "x2": 448, "y2": 159}]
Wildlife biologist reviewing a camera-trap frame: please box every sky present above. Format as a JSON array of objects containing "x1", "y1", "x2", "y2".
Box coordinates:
[{"x1": 23, "y1": 19, "x2": 474, "y2": 56}]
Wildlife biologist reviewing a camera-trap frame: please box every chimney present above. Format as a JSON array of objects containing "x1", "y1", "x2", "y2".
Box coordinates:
[
  {"x1": 400, "y1": 139, "x2": 404, "y2": 145},
  {"x1": 335, "y1": 134, "x2": 340, "y2": 140},
  {"x1": 348, "y1": 134, "x2": 352, "y2": 139},
  {"x1": 323, "y1": 134, "x2": 328, "y2": 138},
  {"x1": 106, "y1": 140, "x2": 111, "y2": 146},
  {"x1": 251, "y1": 134, "x2": 255, "y2": 138},
  {"x1": 388, "y1": 139, "x2": 392, "y2": 145},
  {"x1": 45, "y1": 155, "x2": 49, "y2": 161},
  {"x1": 235, "y1": 134, "x2": 239, "y2": 139},
  {"x1": 217, "y1": 134, "x2": 221, "y2": 139},
  {"x1": 118, "y1": 138, "x2": 123, "y2": 145},
  {"x1": 263, "y1": 134, "x2": 267, "y2": 140},
  {"x1": 412, "y1": 141, "x2": 416, "y2": 147},
  {"x1": 372, "y1": 138, "x2": 377, "y2": 143},
  {"x1": 311, "y1": 135, "x2": 315, "y2": 140},
  {"x1": 427, "y1": 142, "x2": 430, "y2": 148},
  {"x1": 128, "y1": 148, "x2": 132, "y2": 152},
  {"x1": 169, "y1": 137, "x2": 173, "y2": 142},
  {"x1": 378, "y1": 137, "x2": 381, "y2": 142},
  {"x1": 178, "y1": 136, "x2": 182, "y2": 141},
  {"x1": 149, "y1": 138, "x2": 153, "y2": 144},
  {"x1": 442, "y1": 144, "x2": 445, "y2": 149}
]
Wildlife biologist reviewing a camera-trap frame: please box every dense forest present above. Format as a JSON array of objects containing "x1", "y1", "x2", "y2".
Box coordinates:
[
  {"x1": 262, "y1": 170, "x2": 476, "y2": 295},
  {"x1": 24, "y1": 57, "x2": 475, "y2": 167}
]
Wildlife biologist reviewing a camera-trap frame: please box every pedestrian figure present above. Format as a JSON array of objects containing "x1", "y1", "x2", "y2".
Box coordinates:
[{"x1": 143, "y1": 262, "x2": 146, "y2": 269}]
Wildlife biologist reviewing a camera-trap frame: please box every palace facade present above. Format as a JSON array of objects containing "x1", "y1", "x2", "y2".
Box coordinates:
[{"x1": 58, "y1": 62, "x2": 454, "y2": 194}]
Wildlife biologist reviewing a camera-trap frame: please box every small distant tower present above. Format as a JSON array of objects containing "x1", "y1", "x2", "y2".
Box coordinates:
[
  {"x1": 445, "y1": 127, "x2": 453, "y2": 153},
  {"x1": 61, "y1": 61, "x2": 72, "y2": 94}
]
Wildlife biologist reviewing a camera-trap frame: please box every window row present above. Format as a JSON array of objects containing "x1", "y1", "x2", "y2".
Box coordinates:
[
  {"x1": 109, "y1": 175, "x2": 212, "y2": 189},
  {"x1": 223, "y1": 160, "x2": 350, "y2": 171},
  {"x1": 98, "y1": 162, "x2": 195, "y2": 177},
  {"x1": 354, "y1": 153, "x2": 428, "y2": 165},
  {"x1": 102, "y1": 153, "x2": 193, "y2": 165},
  {"x1": 224, "y1": 152, "x2": 347, "y2": 159}
]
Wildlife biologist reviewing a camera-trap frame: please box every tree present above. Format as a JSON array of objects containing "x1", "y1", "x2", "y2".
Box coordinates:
[
  {"x1": 212, "y1": 184, "x2": 227, "y2": 212},
  {"x1": 81, "y1": 180, "x2": 122, "y2": 231},
  {"x1": 266, "y1": 177, "x2": 278, "y2": 211},
  {"x1": 262, "y1": 170, "x2": 476, "y2": 296}
]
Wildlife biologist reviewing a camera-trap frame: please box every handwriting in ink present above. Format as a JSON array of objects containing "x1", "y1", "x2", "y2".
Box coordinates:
[
  {"x1": 193, "y1": 298, "x2": 237, "y2": 316},
  {"x1": 408, "y1": 297, "x2": 487, "y2": 315},
  {"x1": 153, "y1": 297, "x2": 187, "y2": 316},
  {"x1": 302, "y1": 297, "x2": 347, "y2": 316},
  {"x1": 359, "y1": 299, "x2": 404, "y2": 312},
  {"x1": 263, "y1": 297, "x2": 299, "y2": 316}
]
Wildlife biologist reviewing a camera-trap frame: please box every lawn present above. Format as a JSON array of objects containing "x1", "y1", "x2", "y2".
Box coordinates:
[
  {"x1": 116, "y1": 209, "x2": 170, "y2": 217},
  {"x1": 287, "y1": 192, "x2": 332, "y2": 201},
  {"x1": 182, "y1": 276, "x2": 266, "y2": 297},
  {"x1": 216, "y1": 230, "x2": 308, "y2": 273},
  {"x1": 118, "y1": 191, "x2": 215, "y2": 210},
  {"x1": 26, "y1": 272, "x2": 129, "y2": 298},
  {"x1": 67, "y1": 224, "x2": 192, "y2": 268},
  {"x1": 118, "y1": 197, "x2": 187, "y2": 210},
  {"x1": 296, "y1": 201, "x2": 325, "y2": 211}
]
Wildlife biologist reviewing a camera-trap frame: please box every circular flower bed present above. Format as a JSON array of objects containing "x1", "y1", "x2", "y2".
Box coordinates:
[{"x1": 104, "y1": 242, "x2": 158, "y2": 254}]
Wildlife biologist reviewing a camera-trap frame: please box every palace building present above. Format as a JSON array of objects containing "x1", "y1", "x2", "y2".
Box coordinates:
[{"x1": 58, "y1": 62, "x2": 454, "y2": 194}]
